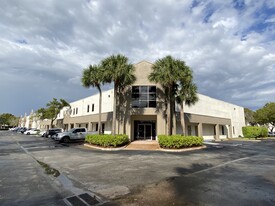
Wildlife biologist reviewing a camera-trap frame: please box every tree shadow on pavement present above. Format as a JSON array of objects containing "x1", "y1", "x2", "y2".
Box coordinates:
[{"x1": 109, "y1": 159, "x2": 275, "y2": 206}]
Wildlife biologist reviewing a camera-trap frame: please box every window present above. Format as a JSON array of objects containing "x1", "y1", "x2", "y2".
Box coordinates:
[
  {"x1": 76, "y1": 107, "x2": 78, "y2": 114},
  {"x1": 73, "y1": 108, "x2": 75, "y2": 115},
  {"x1": 87, "y1": 105, "x2": 90, "y2": 113},
  {"x1": 92, "y1": 104, "x2": 94, "y2": 112},
  {"x1": 131, "y1": 86, "x2": 156, "y2": 108}
]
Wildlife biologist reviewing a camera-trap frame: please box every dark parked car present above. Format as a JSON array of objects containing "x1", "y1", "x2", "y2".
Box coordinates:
[
  {"x1": 45, "y1": 128, "x2": 63, "y2": 138},
  {"x1": 18, "y1": 127, "x2": 27, "y2": 134}
]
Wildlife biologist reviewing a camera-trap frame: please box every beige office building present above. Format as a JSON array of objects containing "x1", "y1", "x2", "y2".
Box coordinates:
[{"x1": 38, "y1": 61, "x2": 245, "y2": 141}]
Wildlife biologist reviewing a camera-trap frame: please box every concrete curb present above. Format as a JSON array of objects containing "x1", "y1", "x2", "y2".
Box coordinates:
[
  {"x1": 84, "y1": 143, "x2": 206, "y2": 152},
  {"x1": 227, "y1": 139, "x2": 261, "y2": 142},
  {"x1": 83, "y1": 143, "x2": 128, "y2": 151},
  {"x1": 159, "y1": 145, "x2": 206, "y2": 152}
]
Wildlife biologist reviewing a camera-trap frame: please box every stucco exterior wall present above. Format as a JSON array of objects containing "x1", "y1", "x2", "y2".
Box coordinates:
[
  {"x1": 184, "y1": 94, "x2": 245, "y2": 137},
  {"x1": 70, "y1": 90, "x2": 114, "y2": 118}
]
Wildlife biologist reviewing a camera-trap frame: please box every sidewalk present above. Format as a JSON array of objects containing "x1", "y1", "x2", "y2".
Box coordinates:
[{"x1": 124, "y1": 140, "x2": 160, "y2": 150}]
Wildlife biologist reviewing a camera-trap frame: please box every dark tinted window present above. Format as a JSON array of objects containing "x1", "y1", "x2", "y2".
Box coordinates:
[
  {"x1": 149, "y1": 86, "x2": 156, "y2": 93},
  {"x1": 131, "y1": 86, "x2": 156, "y2": 108},
  {"x1": 132, "y1": 86, "x2": 139, "y2": 93},
  {"x1": 149, "y1": 101, "x2": 156, "y2": 107},
  {"x1": 140, "y1": 86, "x2": 148, "y2": 93}
]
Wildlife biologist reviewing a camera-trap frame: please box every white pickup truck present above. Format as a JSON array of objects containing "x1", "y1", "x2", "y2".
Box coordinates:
[{"x1": 54, "y1": 127, "x2": 96, "y2": 143}]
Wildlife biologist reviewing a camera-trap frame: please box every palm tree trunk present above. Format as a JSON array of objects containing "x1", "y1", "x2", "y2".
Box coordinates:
[
  {"x1": 167, "y1": 87, "x2": 172, "y2": 135},
  {"x1": 180, "y1": 103, "x2": 185, "y2": 135},
  {"x1": 167, "y1": 102, "x2": 170, "y2": 135},
  {"x1": 112, "y1": 85, "x2": 117, "y2": 135},
  {"x1": 170, "y1": 99, "x2": 175, "y2": 135},
  {"x1": 171, "y1": 99, "x2": 177, "y2": 135},
  {"x1": 98, "y1": 86, "x2": 102, "y2": 135}
]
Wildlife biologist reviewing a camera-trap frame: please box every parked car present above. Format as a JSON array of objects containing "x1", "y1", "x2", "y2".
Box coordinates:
[
  {"x1": 18, "y1": 127, "x2": 27, "y2": 134},
  {"x1": 54, "y1": 127, "x2": 96, "y2": 143},
  {"x1": 268, "y1": 132, "x2": 275, "y2": 137},
  {"x1": 13, "y1": 127, "x2": 22, "y2": 132},
  {"x1": 39, "y1": 130, "x2": 47, "y2": 137},
  {"x1": 24, "y1": 128, "x2": 40, "y2": 135},
  {"x1": 45, "y1": 128, "x2": 63, "y2": 138},
  {"x1": 9, "y1": 127, "x2": 18, "y2": 131},
  {"x1": 23, "y1": 128, "x2": 34, "y2": 135}
]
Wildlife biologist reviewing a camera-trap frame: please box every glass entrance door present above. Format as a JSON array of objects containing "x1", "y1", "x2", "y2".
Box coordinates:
[
  {"x1": 134, "y1": 120, "x2": 156, "y2": 140},
  {"x1": 138, "y1": 124, "x2": 152, "y2": 140}
]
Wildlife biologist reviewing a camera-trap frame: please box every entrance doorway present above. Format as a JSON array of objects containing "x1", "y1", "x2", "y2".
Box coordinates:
[
  {"x1": 138, "y1": 124, "x2": 152, "y2": 139},
  {"x1": 134, "y1": 120, "x2": 156, "y2": 140}
]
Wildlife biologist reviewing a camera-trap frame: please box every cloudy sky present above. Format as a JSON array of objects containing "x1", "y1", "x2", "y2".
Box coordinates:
[{"x1": 0, "y1": 0, "x2": 274, "y2": 116}]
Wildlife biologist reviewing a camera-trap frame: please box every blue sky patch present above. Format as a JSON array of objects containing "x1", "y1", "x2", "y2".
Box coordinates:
[
  {"x1": 246, "y1": 3, "x2": 275, "y2": 34},
  {"x1": 203, "y1": 3, "x2": 215, "y2": 23}
]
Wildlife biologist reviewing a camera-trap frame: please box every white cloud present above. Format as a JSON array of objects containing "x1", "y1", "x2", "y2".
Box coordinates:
[{"x1": 0, "y1": 0, "x2": 274, "y2": 115}]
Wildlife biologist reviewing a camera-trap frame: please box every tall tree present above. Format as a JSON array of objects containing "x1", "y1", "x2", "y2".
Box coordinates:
[
  {"x1": 175, "y1": 65, "x2": 198, "y2": 135},
  {"x1": 0, "y1": 113, "x2": 18, "y2": 127},
  {"x1": 149, "y1": 56, "x2": 198, "y2": 135},
  {"x1": 101, "y1": 54, "x2": 136, "y2": 135},
  {"x1": 37, "y1": 98, "x2": 70, "y2": 128},
  {"x1": 82, "y1": 64, "x2": 104, "y2": 134},
  {"x1": 244, "y1": 108, "x2": 256, "y2": 126},
  {"x1": 254, "y1": 102, "x2": 275, "y2": 132}
]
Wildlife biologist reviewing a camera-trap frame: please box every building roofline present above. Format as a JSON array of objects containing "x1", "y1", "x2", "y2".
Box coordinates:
[
  {"x1": 69, "y1": 88, "x2": 114, "y2": 104},
  {"x1": 134, "y1": 60, "x2": 153, "y2": 65},
  {"x1": 197, "y1": 93, "x2": 244, "y2": 108}
]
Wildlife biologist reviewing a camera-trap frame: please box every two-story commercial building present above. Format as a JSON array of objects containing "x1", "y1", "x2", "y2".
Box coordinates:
[{"x1": 27, "y1": 60, "x2": 245, "y2": 141}]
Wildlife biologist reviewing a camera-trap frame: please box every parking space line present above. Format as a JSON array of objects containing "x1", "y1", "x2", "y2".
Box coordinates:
[{"x1": 186, "y1": 156, "x2": 254, "y2": 176}]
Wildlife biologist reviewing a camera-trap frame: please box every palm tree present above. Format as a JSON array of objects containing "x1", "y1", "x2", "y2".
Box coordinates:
[
  {"x1": 149, "y1": 56, "x2": 198, "y2": 135},
  {"x1": 101, "y1": 54, "x2": 136, "y2": 135},
  {"x1": 82, "y1": 64, "x2": 104, "y2": 134},
  {"x1": 175, "y1": 65, "x2": 198, "y2": 135}
]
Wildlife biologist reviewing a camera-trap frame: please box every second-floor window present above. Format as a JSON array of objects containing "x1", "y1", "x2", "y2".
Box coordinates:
[
  {"x1": 132, "y1": 86, "x2": 156, "y2": 108},
  {"x1": 87, "y1": 105, "x2": 90, "y2": 113}
]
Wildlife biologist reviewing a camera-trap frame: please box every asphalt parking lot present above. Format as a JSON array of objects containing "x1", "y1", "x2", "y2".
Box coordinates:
[{"x1": 1, "y1": 131, "x2": 275, "y2": 205}]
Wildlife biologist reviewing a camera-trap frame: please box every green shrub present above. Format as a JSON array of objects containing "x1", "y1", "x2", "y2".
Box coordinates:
[
  {"x1": 158, "y1": 135, "x2": 203, "y2": 149},
  {"x1": 242, "y1": 126, "x2": 268, "y2": 139},
  {"x1": 85, "y1": 134, "x2": 129, "y2": 147}
]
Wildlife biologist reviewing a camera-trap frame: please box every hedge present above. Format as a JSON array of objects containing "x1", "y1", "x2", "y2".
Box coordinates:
[
  {"x1": 242, "y1": 126, "x2": 268, "y2": 139},
  {"x1": 85, "y1": 134, "x2": 129, "y2": 147},
  {"x1": 158, "y1": 135, "x2": 203, "y2": 149}
]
